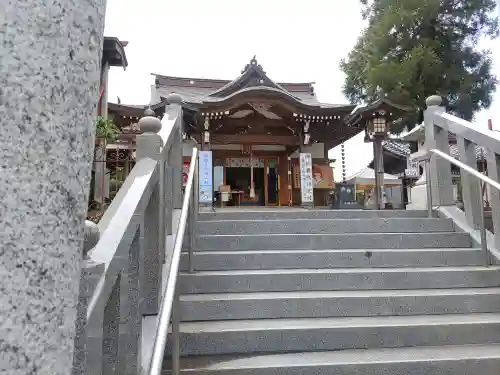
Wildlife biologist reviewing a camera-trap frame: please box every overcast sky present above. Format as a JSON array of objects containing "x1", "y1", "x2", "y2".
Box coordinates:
[{"x1": 104, "y1": 0, "x2": 499, "y2": 181}]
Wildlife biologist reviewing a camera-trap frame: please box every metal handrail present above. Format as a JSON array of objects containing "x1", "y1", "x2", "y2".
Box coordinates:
[
  {"x1": 148, "y1": 147, "x2": 199, "y2": 375},
  {"x1": 414, "y1": 148, "x2": 500, "y2": 265},
  {"x1": 414, "y1": 149, "x2": 500, "y2": 191}
]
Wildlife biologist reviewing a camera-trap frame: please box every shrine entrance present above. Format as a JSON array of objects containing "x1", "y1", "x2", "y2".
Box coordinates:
[
  {"x1": 225, "y1": 165, "x2": 264, "y2": 206},
  {"x1": 266, "y1": 159, "x2": 278, "y2": 205},
  {"x1": 155, "y1": 57, "x2": 364, "y2": 207},
  {"x1": 222, "y1": 156, "x2": 279, "y2": 206}
]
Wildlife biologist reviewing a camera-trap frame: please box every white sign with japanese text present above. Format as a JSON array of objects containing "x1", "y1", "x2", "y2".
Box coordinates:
[
  {"x1": 299, "y1": 153, "x2": 314, "y2": 204},
  {"x1": 199, "y1": 151, "x2": 213, "y2": 203},
  {"x1": 405, "y1": 157, "x2": 419, "y2": 177}
]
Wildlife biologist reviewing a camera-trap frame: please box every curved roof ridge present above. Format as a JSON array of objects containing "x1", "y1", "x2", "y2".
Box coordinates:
[
  {"x1": 151, "y1": 73, "x2": 314, "y2": 89},
  {"x1": 209, "y1": 56, "x2": 306, "y2": 101},
  {"x1": 197, "y1": 85, "x2": 354, "y2": 112},
  {"x1": 206, "y1": 85, "x2": 301, "y2": 103}
]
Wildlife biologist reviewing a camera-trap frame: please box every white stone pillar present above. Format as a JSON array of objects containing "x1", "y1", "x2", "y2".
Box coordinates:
[
  {"x1": 167, "y1": 97, "x2": 184, "y2": 209},
  {"x1": 136, "y1": 109, "x2": 164, "y2": 315},
  {"x1": 406, "y1": 142, "x2": 429, "y2": 210},
  {"x1": 407, "y1": 95, "x2": 452, "y2": 210},
  {"x1": 425, "y1": 95, "x2": 454, "y2": 206},
  {"x1": 0, "y1": 0, "x2": 106, "y2": 374}
]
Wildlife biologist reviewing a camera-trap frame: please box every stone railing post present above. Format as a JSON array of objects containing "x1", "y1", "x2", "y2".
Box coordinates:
[
  {"x1": 73, "y1": 221, "x2": 102, "y2": 375},
  {"x1": 486, "y1": 151, "x2": 500, "y2": 247},
  {"x1": 0, "y1": 1, "x2": 106, "y2": 374},
  {"x1": 457, "y1": 137, "x2": 483, "y2": 229},
  {"x1": 136, "y1": 109, "x2": 164, "y2": 315},
  {"x1": 165, "y1": 94, "x2": 184, "y2": 209},
  {"x1": 424, "y1": 95, "x2": 454, "y2": 206},
  {"x1": 83, "y1": 220, "x2": 100, "y2": 259}
]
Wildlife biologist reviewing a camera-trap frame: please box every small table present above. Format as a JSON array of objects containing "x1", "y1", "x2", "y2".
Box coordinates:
[{"x1": 230, "y1": 190, "x2": 244, "y2": 207}]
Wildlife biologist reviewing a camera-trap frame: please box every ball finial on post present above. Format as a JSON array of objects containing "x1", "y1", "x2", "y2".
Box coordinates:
[
  {"x1": 426, "y1": 95, "x2": 442, "y2": 107},
  {"x1": 139, "y1": 107, "x2": 162, "y2": 133},
  {"x1": 144, "y1": 107, "x2": 155, "y2": 117},
  {"x1": 166, "y1": 93, "x2": 183, "y2": 105}
]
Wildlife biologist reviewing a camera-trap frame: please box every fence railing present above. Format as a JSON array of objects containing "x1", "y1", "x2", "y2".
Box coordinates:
[
  {"x1": 77, "y1": 93, "x2": 197, "y2": 375},
  {"x1": 414, "y1": 148, "x2": 500, "y2": 265},
  {"x1": 148, "y1": 144, "x2": 199, "y2": 375},
  {"x1": 87, "y1": 139, "x2": 136, "y2": 223},
  {"x1": 416, "y1": 95, "x2": 500, "y2": 254}
]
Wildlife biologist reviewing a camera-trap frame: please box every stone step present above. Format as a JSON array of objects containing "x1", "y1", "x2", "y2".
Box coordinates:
[
  {"x1": 180, "y1": 248, "x2": 484, "y2": 271},
  {"x1": 193, "y1": 232, "x2": 472, "y2": 251},
  {"x1": 179, "y1": 287, "x2": 500, "y2": 321},
  {"x1": 179, "y1": 266, "x2": 500, "y2": 294},
  {"x1": 166, "y1": 314, "x2": 500, "y2": 356},
  {"x1": 198, "y1": 209, "x2": 437, "y2": 221},
  {"x1": 196, "y1": 218, "x2": 454, "y2": 235},
  {"x1": 162, "y1": 344, "x2": 500, "y2": 374}
]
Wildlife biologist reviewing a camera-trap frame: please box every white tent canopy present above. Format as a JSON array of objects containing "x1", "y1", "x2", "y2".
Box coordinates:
[{"x1": 346, "y1": 167, "x2": 402, "y2": 186}]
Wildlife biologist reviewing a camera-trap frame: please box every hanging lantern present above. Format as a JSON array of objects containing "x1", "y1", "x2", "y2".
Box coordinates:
[
  {"x1": 341, "y1": 143, "x2": 346, "y2": 183},
  {"x1": 249, "y1": 146, "x2": 255, "y2": 198},
  {"x1": 366, "y1": 110, "x2": 388, "y2": 137}
]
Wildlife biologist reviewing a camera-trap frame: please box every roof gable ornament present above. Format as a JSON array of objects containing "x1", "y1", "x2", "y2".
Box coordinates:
[
  {"x1": 210, "y1": 56, "x2": 292, "y2": 98},
  {"x1": 241, "y1": 55, "x2": 265, "y2": 74}
]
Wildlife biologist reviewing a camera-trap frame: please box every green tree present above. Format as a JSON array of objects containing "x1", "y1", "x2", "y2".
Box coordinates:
[
  {"x1": 95, "y1": 116, "x2": 119, "y2": 143},
  {"x1": 341, "y1": 0, "x2": 499, "y2": 131}
]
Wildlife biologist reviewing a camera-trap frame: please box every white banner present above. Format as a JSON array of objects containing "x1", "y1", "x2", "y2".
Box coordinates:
[
  {"x1": 199, "y1": 151, "x2": 213, "y2": 203},
  {"x1": 405, "y1": 157, "x2": 419, "y2": 177},
  {"x1": 226, "y1": 157, "x2": 264, "y2": 168},
  {"x1": 299, "y1": 153, "x2": 314, "y2": 204}
]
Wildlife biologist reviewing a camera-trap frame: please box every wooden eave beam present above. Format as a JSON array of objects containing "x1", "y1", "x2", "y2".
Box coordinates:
[
  {"x1": 210, "y1": 134, "x2": 300, "y2": 146},
  {"x1": 194, "y1": 91, "x2": 355, "y2": 116},
  {"x1": 211, "y1": 118, "x2": 297, "y2": 129}
]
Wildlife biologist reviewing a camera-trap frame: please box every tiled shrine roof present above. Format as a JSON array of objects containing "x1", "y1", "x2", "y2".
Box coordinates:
[{"x1": 152, "y1": 57, "x2": 354, "y2": 113}]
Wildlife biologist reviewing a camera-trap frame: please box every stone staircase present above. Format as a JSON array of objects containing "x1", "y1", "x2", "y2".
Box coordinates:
[{"x1": 164, "y1": 209, "x2": 500, "y2": 374}]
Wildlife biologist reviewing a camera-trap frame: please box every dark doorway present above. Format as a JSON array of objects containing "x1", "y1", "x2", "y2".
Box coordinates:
[
  {"x1": 267, "y1": 164, "x2": 278, "y2": 204},
  {"x1": 225, "y1": 167, "x2": 265, "y2": 206},
  {"x1": 253, "y1": 168, "x2": 265, "y2": 205}
]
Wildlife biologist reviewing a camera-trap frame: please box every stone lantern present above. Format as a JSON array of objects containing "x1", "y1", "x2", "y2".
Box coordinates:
[{"x1": 346, "y1": 97, "x2": 411, "y2": 210}]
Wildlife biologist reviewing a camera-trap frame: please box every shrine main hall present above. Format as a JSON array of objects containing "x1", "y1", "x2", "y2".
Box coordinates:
[
  {"x1": 150, "y1": 57, "x2": 366, "y2": 207},
  {"x1": 111, "y1": 58, "x2": 402, "y2": 207}
]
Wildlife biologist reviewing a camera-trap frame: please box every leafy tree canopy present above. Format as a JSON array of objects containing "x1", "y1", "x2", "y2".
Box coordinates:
[
  {"x1": 340, "y1": 0, "x2": 499, "y2": 131},
  {"x1": 95, "y1": 116, "x2": 119, "y2": 143}
]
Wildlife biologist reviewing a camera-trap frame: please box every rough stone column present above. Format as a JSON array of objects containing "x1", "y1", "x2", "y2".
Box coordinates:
[{"x1": 0, "y1": 1, "x2": 107, "y2": 374}]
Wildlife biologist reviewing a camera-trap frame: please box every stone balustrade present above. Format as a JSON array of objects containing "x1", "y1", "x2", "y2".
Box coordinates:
[
  {"x1": 74, "y1": 93, "x2": 194, "y2": 375},
  {"x1": 422, "y1": 95, "x2": 500, "y2": 252}
]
